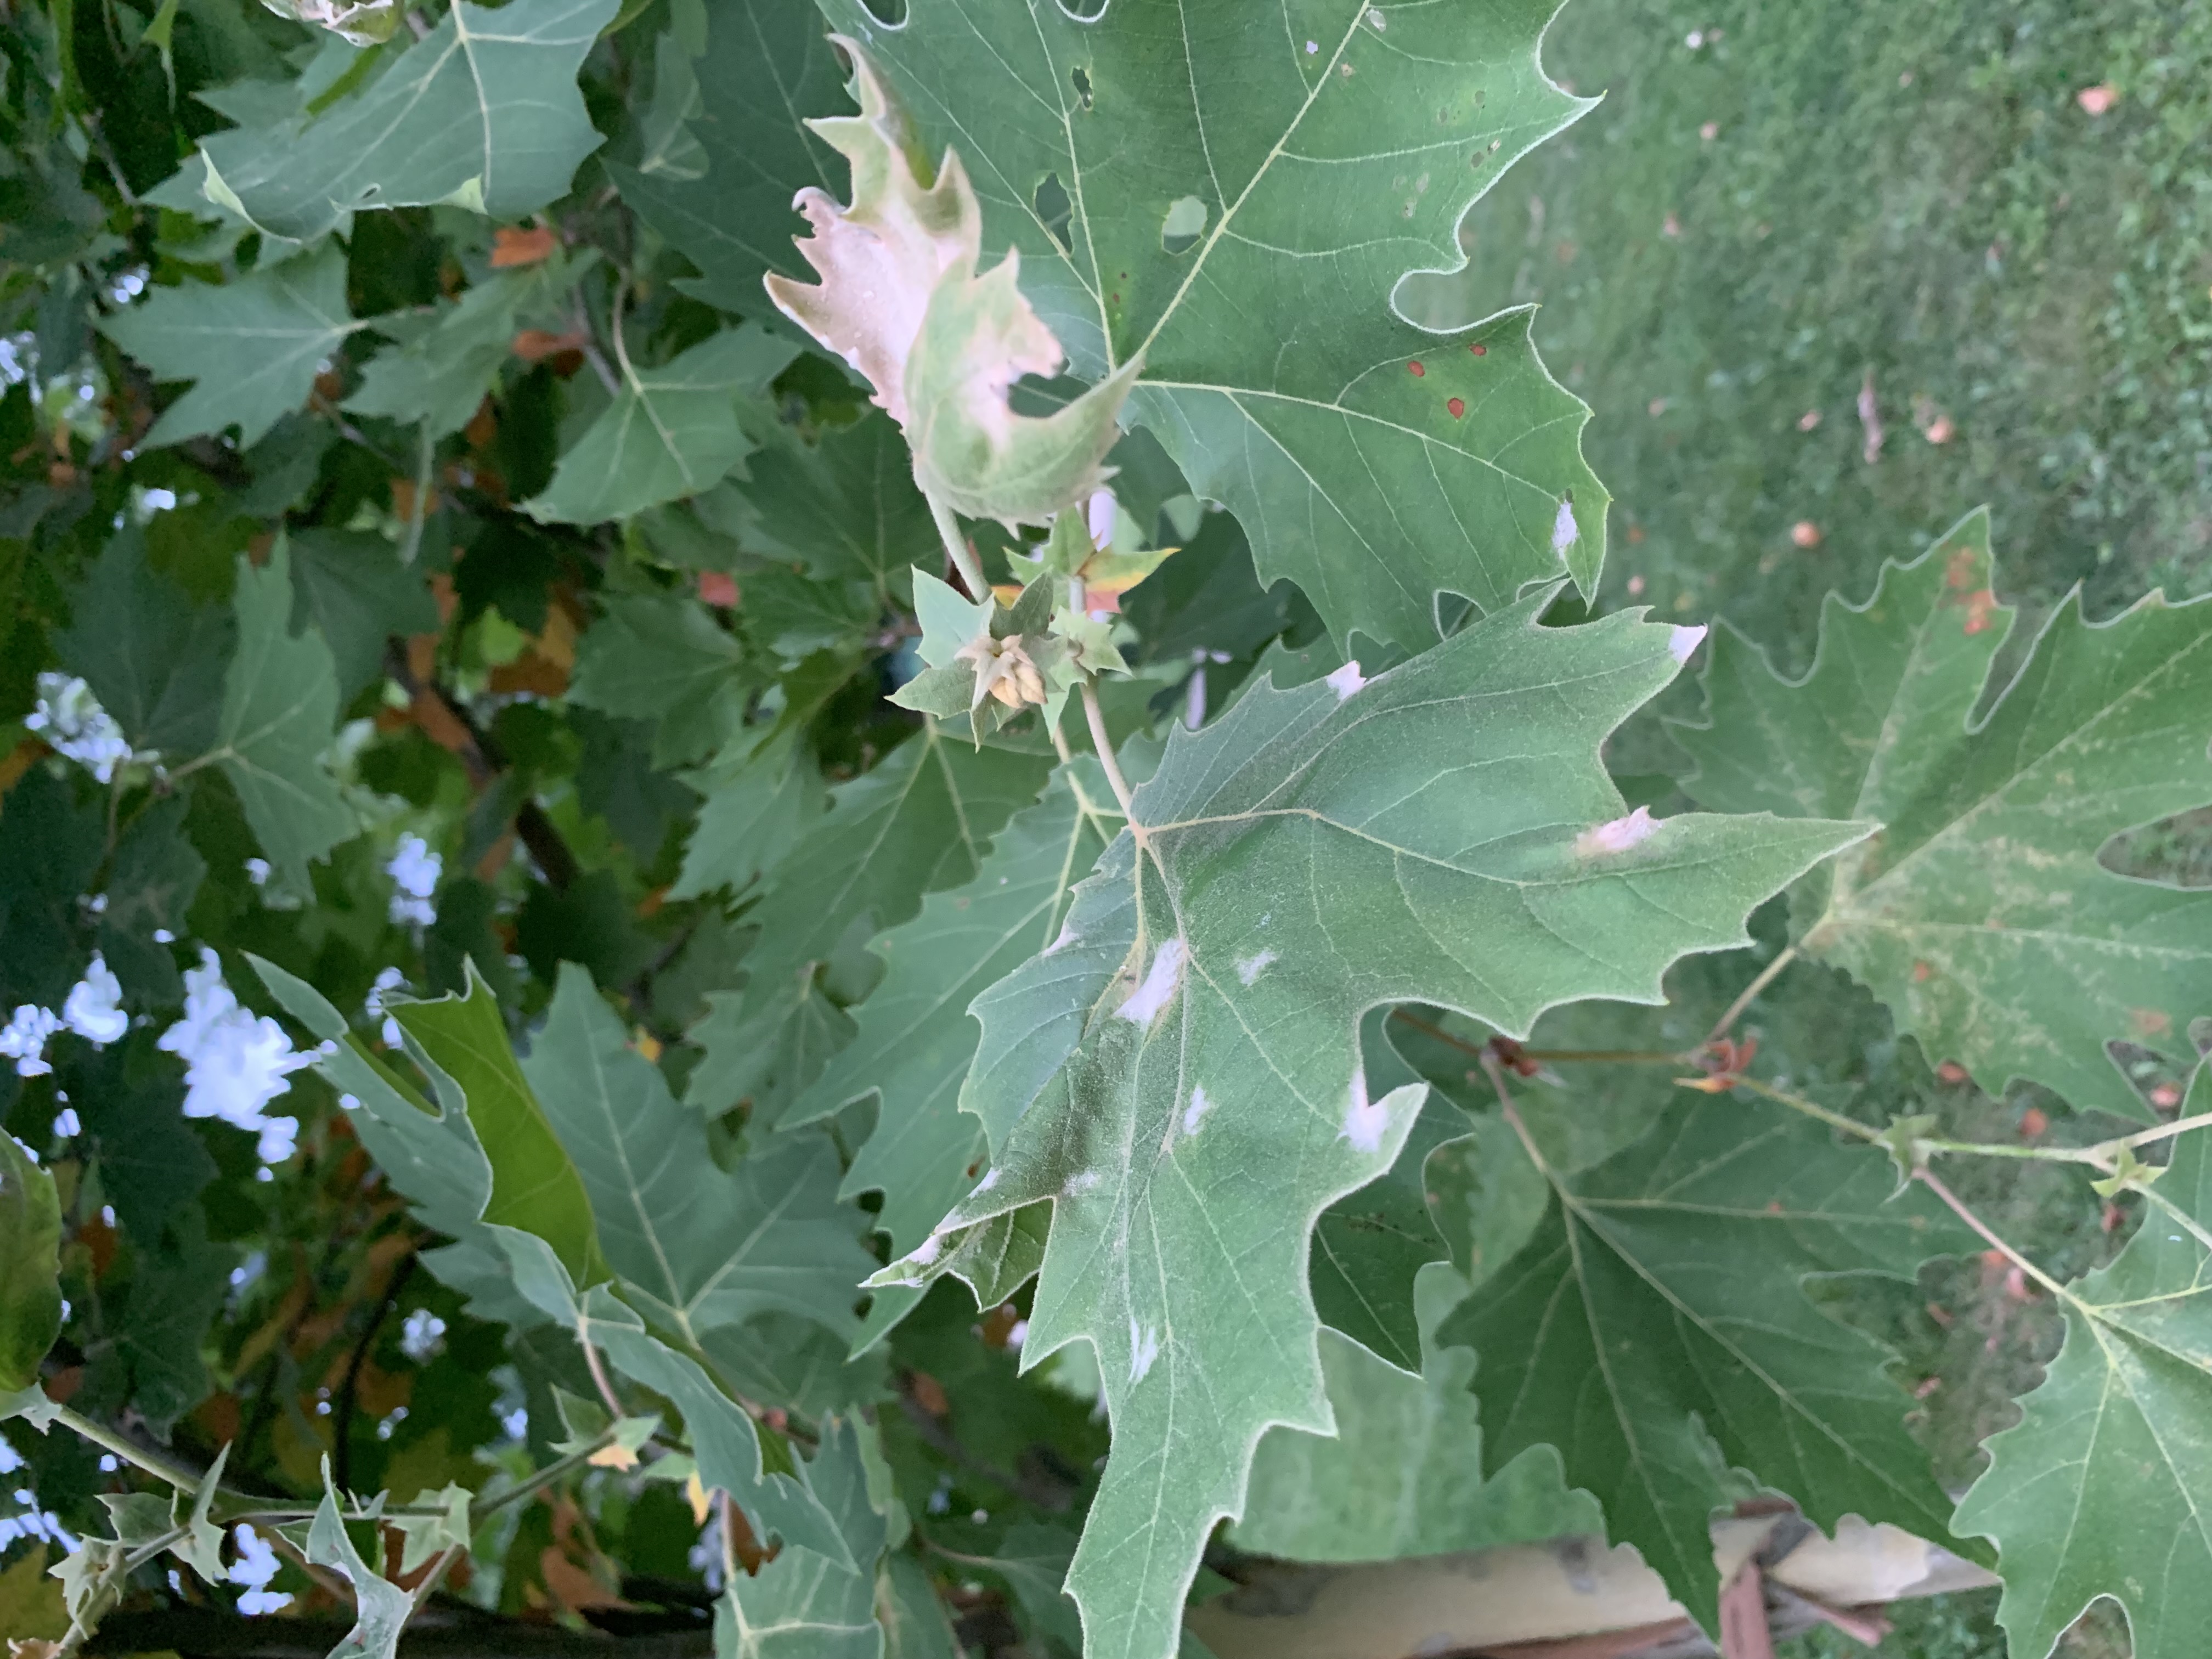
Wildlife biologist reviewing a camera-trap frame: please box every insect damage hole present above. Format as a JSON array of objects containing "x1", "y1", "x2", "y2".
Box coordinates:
[
  {"x1": 1070, "y1": 65, "x2": 1094, "y2": 110},
  {"x1": 1034, "y1": 172, "x2": 1074, "y2": 251},
  {"x1": 1161, "y1": 195, "x2": 1208, "y2": 256}
]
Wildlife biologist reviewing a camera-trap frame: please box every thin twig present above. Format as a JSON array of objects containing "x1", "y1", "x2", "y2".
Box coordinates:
[
  {"x1": 1726, "y1": 1075, "x2": 1881, "y2": 1146},
  {"x1": 1080, "y1": 676, "x2": 1137, "y2": 821},
  {"x1": 1914, "y1": 1168, "x2": 2072, "y2": 1301},
  {"x1": 1707, "y1": 944, "x2": 1797, "y2": 1046},
  {"x1": 582, "y1": 1336, "x2": 628, "y2": 1419},
  {"x1": 398, "y1": 422, "x2": 434, "y2": 567},
  {"x1": 925, "y1": 491, "x2": 988, "y2": 601}
]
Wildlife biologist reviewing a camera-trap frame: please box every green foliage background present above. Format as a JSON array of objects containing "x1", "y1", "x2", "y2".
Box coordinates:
[{"x1": 0, "y1": 0, "x2": 2205, "y2": 1656}]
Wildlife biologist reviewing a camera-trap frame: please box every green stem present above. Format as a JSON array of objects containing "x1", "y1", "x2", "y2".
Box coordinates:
[
  {"x1": 53, "y1": 1405, "x2": 205, "y2": 1494},
  {"x1": 926, "y1": 491, "x2": 989, "y2": 602},
  {"x1": 1707, "y1": 944, "x2": 1797, "y2": 1045},
  {"x1": 398, "y1": 420, "x2": 434, "y2": 567},
  {"x1": 1080, "y1": 675, "x2": 1137, "y2": 820}
]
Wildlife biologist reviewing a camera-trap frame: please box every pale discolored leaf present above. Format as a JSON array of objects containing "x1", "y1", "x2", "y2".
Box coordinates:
[
  {"x1": 100, "y1": 245, "x2": 360, "y2": 449},
  {"x1": 887, "y1": 594, "x2": 1869, "y2": 1659},
  {"x1": 821, "y1": 0, "x2": 1606, "y2": 651},
  {"x1": 1673, "y1": 511, "x2": 2212, "y2": 1120},
  {"x1": 764, "y1": 43, "x2": 1136, "y2": 527},
  {"x1": 215, "y1": 541, "x2": 359, "y2": 887},
  {"x1": 194, "y1": 0, "x2": 619, "y2": 243},
  {"x1": 1440, "y1": 1091, "x2": 1976, "y2": 1634},
  {"x1": 1952, "y1": 1070, "x2": 2212, "y2": 1659},
  {"x1": 526, "y1": 325, "x2": 800, "y2": 525}
]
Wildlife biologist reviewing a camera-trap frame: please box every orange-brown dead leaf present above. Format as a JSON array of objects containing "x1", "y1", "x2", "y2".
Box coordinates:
[{"x1": 492, "y1": 225, "x2": 560, "y2": 268}]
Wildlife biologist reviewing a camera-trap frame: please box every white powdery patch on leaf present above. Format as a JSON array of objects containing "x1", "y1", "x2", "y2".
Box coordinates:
[
  {"x1": 1234, "y1": 949, "x2": 1277, "y2": 987},
  {"x1": 1575, "y1": 805, "x2": 1663, "y2": 857},
  {"x1": 1043, "y1": 919, "x2": 1080, "y2": 957},
  {"x1": 1127, "y1": 1318, "x2": 1161, "y2": 1384},
  {"x1": 1115, "y1": 937, "x2": 1186, "y2": 1028},
  {"x1": 1181, "y1": 1086, "x2": 1212, "y2": 1136},
  {"x1": 1063, "y1": 1169, "x2": 1102, "y2": 1198},
  {"x1": 1339, "y1": 1070, "x2": 1392, "y2": 1154},
  {"x1": 1552, "y1": 498, "x2": 1579, "y2": 554},
  {"x1": 1324, "y1": 661, "x2": 1367, "y2": 702},
  {"x1": 159, "y1": 948, "x2": 313, "y2": 1163},
  {"x1": 973, "y1": 1167, "x2": 1001, "y2": 1194}
]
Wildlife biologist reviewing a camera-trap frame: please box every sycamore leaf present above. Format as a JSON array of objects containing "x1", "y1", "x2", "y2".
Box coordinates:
[
  {"x1": 672, "y1": 727, "x2": 828, "y2": 900},
  {"x1": 1306, "y1": 1014, "x2": 1460, "y2": 1373},
  {"x1": 785, "y1": 762, "x2": 1124, "y2": 1348},
  {"x1": 567, "y1": 591, "x2": 752, "y2": 768},
  {"x1": 1952, "y1": 1070, "x2": 2212, "y2": 1659},
  {"x1": 307, "y1": 1467, "x2": 413, "y2": 1659},
  {"x1": 496, "y1": 1237, "x2": 852, "y2": 1565},
  {"x1": 764, "y1": 43, "x2": 1137, "y2": 528},
  {"x1": 884, "y1": 594, "x2": 1869, "y2": 1659},
  {"x1": 345, "y1": 252, "x2": 592, "y2": 437},
  {"x1": 608, "y1": 0, "x2": 851, "y2": 314},
  {"x1": 527, "y1": 325, "x2": 799, "y2": 525},
  {"x1": 684, "y1": 725, "x2": 1052, "y2": 1115},
  {"x1": 98, "y1": 798, "x2": 205, "y2": 1006},
  {"x1": 100, "y1": 245, "x2": 360, "y2": 448},
  {"x1": 0, "y1": 1131, "x2": 62, "y2": 1395},
  {"x1": 214, "y1": 541, "x2": 359, "y2": 888},
  {"x1": 54, "y1": 528, "x2": 233, "y2": 759},
  {"x1": 726, "y1": 411, "x2": 932, "y2": 592},
  {"x1": 248, "y1": 956, "x2": 494, "y2": 1246},
  {"x1": 1673, "y1": 511, "x2": 2212, "y2": 1120},
  {"x1": 822, "y1": 0, "x2": 1605, "y2": 652},
  {"x1": 1231, "y1": 1327, "x2": 1598, "y2": 1564},
  {"x1": 194, "y1": 0, "x2": 619, "y2": 242},
  {"x1": 523, "y1": 965, "x2": 876, "y2": 1344},
  {"x1": 718, "y1": 1416, "x2": 889, "y2": 1659},
  {"x1": 287, "y1": 528, "x2": 443, "y2": 704},
  {"x1": 1440, "y1": 1091, "x2": 1974, "y2": 1634},
  {"x1": 390, "y1": 963, "x2": 611, "y2": 1291}
]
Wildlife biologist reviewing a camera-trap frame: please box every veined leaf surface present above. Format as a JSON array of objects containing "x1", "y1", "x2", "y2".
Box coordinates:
[
  {"x1": 1674, "y1": 512, "x2": 2212, "y2": 1120},
  {"x1": 882, "y1": 594, "x2": 1869, "y2": 1659}
]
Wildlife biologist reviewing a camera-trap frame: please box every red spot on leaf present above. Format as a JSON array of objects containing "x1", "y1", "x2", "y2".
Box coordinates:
[
  {"x1": 1912, "y1": 961, "x2": 1932, "y2": 981},
  {"x1": 2018, "y1": 1105, "x2": 2049, "y2": 1139},
  {"x1": 1937, "y1": 1060, "x2": 1968, "y2": 1084},
  {"x1": 1963, "y1": 589, "x2": 1997, "y2": 634},
  {"x1": 1408, "y1": 360, "x2": 1425, "y2": 376},
  {"x1": 696, "y1": 571, "x2": 738, "y2": 607},
  {"x1": 1447, "y1": 397, "x2": 1465, "y2": 418},
  {"x1": 1469, "y1": 342, "x2": 1486, "y2": 356},
  {"x1": 2131, "y1": 1008, "x2": 2173, "y2": 1037}
]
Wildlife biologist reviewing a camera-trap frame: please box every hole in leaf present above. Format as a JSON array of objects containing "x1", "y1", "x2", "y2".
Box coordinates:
[
  {"x1": 1071, "y1": 65, "x2": 1093, "y2": 110},
  {"x1": 1160, "y1": 195, "x2": 1207, "y2": 256},
  {"x1": 1034, "y1": 172, "x2": 1073, "y2": 251}
]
